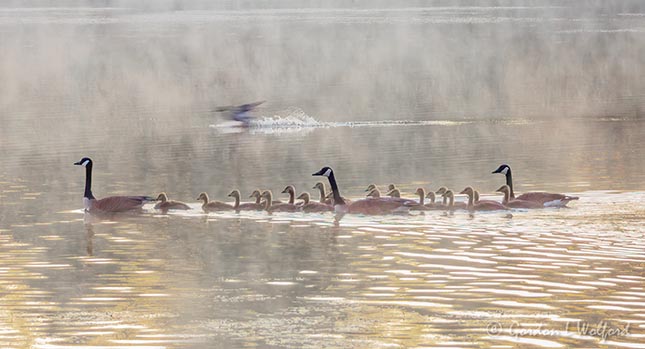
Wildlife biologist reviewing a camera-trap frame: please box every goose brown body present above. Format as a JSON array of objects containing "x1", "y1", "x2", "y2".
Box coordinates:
[
  {"x1": 261, "y1": 190, "x2": 298, "y2": 212},
  {"x1": 250, "y1": 189, "x2": 282, "y2": 205},
  {"x1": 436, "y1": 187, "x2": 468, "y2": 210},
  {"x1": 460, "y1": 187, "x2": 508, "y2": 211},
  {"x1": 74, "y1": 157, "x2": 154, "y2": 213},
  {"x1": 496, "y1": 185, "x2": 543, "y2": 209},
  {"x1": 297, "y1": 192, "x2": 333, "y2": 212},
  {"x1": 313, "y1": 167, "x2": 408, "y2": 218},
  {"x1": 473, "y1": 190, "x2": 503, "y2": 207},
  {"x1": 154, "y1": 192, "x2": 190, "y2": 210},
  {"x1": 229, "y1": 190, "x2": 264, "y2": 211},
  {"x1": 197, "y1": 192, "x2": 234, "y2": 212},
  {"x1": 386, "y1": 188, "x2": 418, "y2": 206},
  {"x1": 423, "y1": 191, "x2": 443, "y2": 210},
  {"x1": 408, "y1": 187, "x2": 431, "y2": 211},
  {"x1": 493, "y1": 164, "x2": 579, "y2": 207}
]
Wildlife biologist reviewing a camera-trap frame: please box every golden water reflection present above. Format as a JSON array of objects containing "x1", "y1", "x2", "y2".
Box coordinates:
[{"x1": 0, "y1": 190, "x2": 643, "y2": 348}]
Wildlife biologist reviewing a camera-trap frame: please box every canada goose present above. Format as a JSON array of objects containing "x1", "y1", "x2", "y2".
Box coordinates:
[
  {"x1": 442, "y1": 189, "x2": 456, "y2": 209},
  {"x1": 386, "y1": 188, "x2": 418, "y2": 206},
  {"x1": 460, "y1": 187, "x2": 508, "y2": 211},
  {"x1": 425, "y1": 191, "x2": 436, "y2": 204},
  {"x1": 435, "y1": 187, "x2": 467, "y2": 209},
  {"x1": 366, "y1": 188, "x2": 381, "y2": 198},
  {"x1": 407, "y1": 187, "x2": 430, "y2": 211},
  {"x1": 261, "y1": 190, "x2": 298, "y2": 212},
  {"x1": 74, "y1": 157, "x2": 155, "y2": 213},
  {"x1": 297, "y1": 192, "x2": 333, "y2": 213},
  {"x1": 492, "y1": 164, "x2": 579, "y2": 206},
  {"x1": 325, "y1": 189, "x2": 351, "y2": 205},
  {"x1": 424, "y1": 190, "x2": 443, "y2": 210},
  {"x1": 314, "y1": 167, "x2": 409, "y2": 218},
  {"x1": 386, "y1": 188, "x2": 401, "y2": 198},
  {"x1": 435, "y1": 187, "x2": 449, "y2": 205},
  {"x1": 313, "y1": 182, "x2": 333, "y2": 204},
  {"x1": 365, "y1": 184, "x2": 377, "y2": 192},
  {"x1": 214, "y1": 100, "x2": 265, "y2": 127},
  {"x1": 281, "y1": 185, "x2": 298, "y2": 205},
  {"x1": 197, "y1": 192, "x2": 234, "y2": 212},
  {"x1": 250, "y1": 188, "x2": 282, "y2": 205},
  {"x1": 228, "y1": 190, "x2": 264, "y2": 211},
  {"x1": 495, "y1": 185, "x2": 543, "y2": 209},
  {"x1": 473, "y1": 190, "x2": 503, "y2": 206},
  {"x1": 154, "y1": 192, "x2": 190, "y2": 211}
]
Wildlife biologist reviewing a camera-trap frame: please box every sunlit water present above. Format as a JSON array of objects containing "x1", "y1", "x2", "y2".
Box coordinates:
[{"x1": 2, "y1": 1, "x2": 645, "y2": 348}]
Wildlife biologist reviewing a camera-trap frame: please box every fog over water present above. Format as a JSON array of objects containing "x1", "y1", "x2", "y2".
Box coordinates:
[{"x1": 1, "y1": 1, "x2": 645, "y2": 348}]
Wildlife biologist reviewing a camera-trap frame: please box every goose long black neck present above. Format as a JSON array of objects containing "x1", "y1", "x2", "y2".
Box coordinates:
[
  {"x1": 505, "y1": 169, "x2": 514, "y2": 199},
  {"x1": 327, "y1": 172, "x2": 345, "y2": 205},
  {"x1": 84, "y1": 163, "x2": 95, "y2": 200}
]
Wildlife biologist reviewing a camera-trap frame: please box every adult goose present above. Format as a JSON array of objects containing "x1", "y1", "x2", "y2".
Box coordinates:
[
  {"x1": 74, "y1": 157, "x2": 155, "y2": 213},
  {"x1": 313, "y1": 167, "x2": 410, "y2": 218},
  {"x1": 492, "y1": 164, "x2": 579, "y2": 207}
]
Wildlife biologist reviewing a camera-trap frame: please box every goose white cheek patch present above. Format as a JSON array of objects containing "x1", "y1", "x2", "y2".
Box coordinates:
[
  {"x1": 500, "y1": 167, "x2": 509, "y2": 175},
  {"x1": 81, "y1": 160, "x2": 90, "y2": 167},
  {"x1": 323, "y1": 169, "x2": 332, "y2": 177}
]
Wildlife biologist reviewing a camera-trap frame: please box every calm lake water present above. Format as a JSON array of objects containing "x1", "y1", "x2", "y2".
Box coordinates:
[{"x1": 2, "y1": 1, "x2": 645, "y2": 348}]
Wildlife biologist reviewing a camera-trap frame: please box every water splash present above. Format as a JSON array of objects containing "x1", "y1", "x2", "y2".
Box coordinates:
[{"x1": 210, "y1": 107, "x2": 472, "y2": 134}]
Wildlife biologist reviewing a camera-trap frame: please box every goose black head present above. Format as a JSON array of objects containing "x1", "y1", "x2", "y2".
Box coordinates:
[
  {"x1": 74, "y1": 157, "x2": 93, "y2": 167},
  {"x1": 492, "y1": 164, "x2": 511, "y2": 175},
  {"x1": 312, "y1": 167, "x2": 333, "y2": 177}
]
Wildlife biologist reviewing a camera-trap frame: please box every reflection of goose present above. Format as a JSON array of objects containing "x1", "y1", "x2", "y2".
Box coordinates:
[
  {"x1": 154, "y1": 192, "x2": 190, "y2": 211},
  {"x1": 74, "y1": 157, "x2": 155, "y2": 213},
  {"x1": 492, "y1": 164, "x2": 579, "y2": 207},
  {"x1": 228, "y1": 190, "x2": 264, "y2": 211},
  {"x1": 197, "y1": 192, "x2": 234, "y2": 212},
  {"x1": 297, "y1": 192, "x2": 333, "y2": 212}
]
